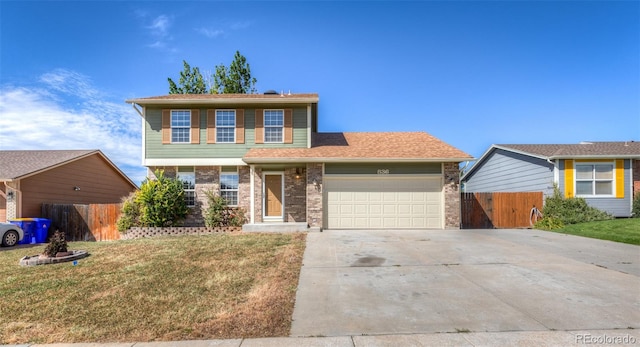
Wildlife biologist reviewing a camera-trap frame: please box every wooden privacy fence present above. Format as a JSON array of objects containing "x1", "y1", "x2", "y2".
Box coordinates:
[
  {"x1": 461, "y1": 192, "x2": 543, "y2": 229},
  {"x1": 42, "y1": 203, "x2": 122, "y2": 241}
]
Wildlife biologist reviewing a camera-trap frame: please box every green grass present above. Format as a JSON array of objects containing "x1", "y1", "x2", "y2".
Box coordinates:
[
  {"x1": 546, "y1": 218, "x2": 640, "y2": 245},
  {"x1": 0, "y1": 233, "x2": 306, "y2": 344}
]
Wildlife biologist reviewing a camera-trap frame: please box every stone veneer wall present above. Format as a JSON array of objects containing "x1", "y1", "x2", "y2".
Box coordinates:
[
  {"x1": 147, "y1": 166, "x2": 254, "y2": 227},
  {"x1": 306, "y1": 163, "x2": 323, "y2": 228},
  {"x1": 284, "y1": 167, "x2": 307, "y2": 222},
  {"x1": 238, "y1": 166, "x2": 251, "y2": 218},
  {"x1": 443, "y1": 162, "x2": 462, "y2": 229},
  {"x1": 253, "y1": 167, "x2": 263, "y2": 223}
]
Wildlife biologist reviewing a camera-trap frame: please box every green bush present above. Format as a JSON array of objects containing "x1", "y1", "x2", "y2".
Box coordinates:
[
  {"x1": 632, "y1": 194, "x2": 640, "y2": 218},
  {"x1": 203, "y1": 190, "x2": 247, "y2": 227},
  {"x1": 534, "y1": 217, "x2": 565, "y2": 230},
  {"x1": 116, "y1": 192, "x2": 140, "y2": 232},
  {"x1": 541, "y1": 187, "x2": 613, "y2": 226},
  {"x1": 116, "y1": 170, "x2": 189, "y2": 232}
]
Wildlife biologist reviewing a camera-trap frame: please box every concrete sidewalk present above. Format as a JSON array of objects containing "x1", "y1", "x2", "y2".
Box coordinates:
[{"x1": 9, "y1": 329, "x2": 640, "y2": 346}]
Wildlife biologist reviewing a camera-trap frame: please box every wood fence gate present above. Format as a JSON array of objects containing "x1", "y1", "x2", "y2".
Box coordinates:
[
  {"x1": 42, "y1": 203, "x2": 122, "y2": 241},
  {"x1": 460, "y1": 192, "x2": 543, "y2": 229}
]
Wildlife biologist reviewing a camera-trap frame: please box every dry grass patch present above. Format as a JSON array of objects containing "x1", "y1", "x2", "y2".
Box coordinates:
[{"x1": 0, "y1": 232, "x2": 306, "y2": 344}]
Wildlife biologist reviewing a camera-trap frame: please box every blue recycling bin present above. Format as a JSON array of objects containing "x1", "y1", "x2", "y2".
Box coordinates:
[
  {"x1": 31, "y1": 218, "x2": 51, "y2": 243},
  {"x1": 9, "y1": 218, "x2": 36, "y2": 244}
]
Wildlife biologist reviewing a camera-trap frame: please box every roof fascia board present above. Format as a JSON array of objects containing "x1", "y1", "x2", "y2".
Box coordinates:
[
  {"x1": 10, "y1": 150, "x2": 99, "y2": 181},
  {"x1": 126, "y1": 97, "x2": 319, "y2": 106},
  {"x1": 549, "y1": 155, "x2": 640, "y2": 160},
  {"x1": 95, "y1": 151, "x2": 139, "y2": 189},
  {"x1": 145, "y1": 158, "x2": 247, "y2": 166},
  {"x1": 493, "y1": 145, "x2": 551, "y2": 161},
  {"x1": 242, "y1": 157, "x2": 473, "y2": 164},
  {"x1": 461, "y1": 144, "x2": 547, "y2": 181}
]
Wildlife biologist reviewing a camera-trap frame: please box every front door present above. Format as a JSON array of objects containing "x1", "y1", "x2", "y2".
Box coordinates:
[{"x1": 264, "y1": 174, "x2": 283, "y2": 218}]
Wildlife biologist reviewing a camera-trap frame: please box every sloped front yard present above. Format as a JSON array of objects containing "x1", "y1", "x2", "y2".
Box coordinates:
[{"x1": 0, "y1": 233, "x2": 306, "y2": 344}]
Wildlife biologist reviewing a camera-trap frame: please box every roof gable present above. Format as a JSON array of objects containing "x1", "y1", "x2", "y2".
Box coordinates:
[{"x1": 0, "y1": 150, "x2": 137, "y2": 188}]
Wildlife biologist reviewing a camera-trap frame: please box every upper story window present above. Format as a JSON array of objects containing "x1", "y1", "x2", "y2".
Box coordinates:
[
  {"x1": 171, "y1": 110, "x2": 191, "y2": 143},
  {"x1": 575, "y1": 163, "x2": 614, "y2": 196},
  {"x1": 177, "y1": 167, "x2": 196, "y2": 206},
  {"x1": 216, "y1": 110, "x2": 236, "y2": 143},
  {"x1": 264, "y1": 110, "x2": 284, "y2": 143}
]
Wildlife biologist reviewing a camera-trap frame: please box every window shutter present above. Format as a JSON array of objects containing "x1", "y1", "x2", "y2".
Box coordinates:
[
  {"x1": 191, "y1": 109, "x2": 200, "y2": 144},
  {"x1": 236, "y1": 109, "x2": 245, "y2": 144},
  {"x1": 615, "y1": 159, "x2": 624, "y2": 198},
  {"x1": 255, "y1": 109, "x2": 264, "y2": 144},
  {"x1": 207, "y1": 109, "x2": 216, "y2": 144},
  {"x1": 162, "y1": 109, "x2": 171, "y2": 144},
  {"x1": 564, "y1": 160, "x2": 574, "y2": 198},
  {"x1": 284, "y1": 109, "x2": 293, "y2": 144}
]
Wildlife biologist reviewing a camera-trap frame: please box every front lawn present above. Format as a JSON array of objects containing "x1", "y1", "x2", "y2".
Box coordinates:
[
  {"x1": 546, "y1": 218, "x2": 640, "y2": 245},
  {"x1": 0, "y1": 233, "x2": 306, "y2": 344}
]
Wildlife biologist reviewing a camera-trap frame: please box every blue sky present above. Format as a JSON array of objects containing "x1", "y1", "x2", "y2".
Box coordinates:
[{"x1": 1, "y1": 1, "x2": 638, "y2": 185}]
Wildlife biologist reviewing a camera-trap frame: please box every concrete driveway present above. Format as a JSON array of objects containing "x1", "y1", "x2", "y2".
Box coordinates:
[{"x1": 290, "y1": 229, "x2": 640, "y2": 337}]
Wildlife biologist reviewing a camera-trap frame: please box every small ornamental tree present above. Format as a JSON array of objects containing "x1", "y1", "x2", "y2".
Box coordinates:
[{"x1": 44, "y1": 230, "x2": 68, "y2": 257}]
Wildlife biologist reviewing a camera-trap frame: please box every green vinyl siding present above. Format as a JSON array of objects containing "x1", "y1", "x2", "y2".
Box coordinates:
[
  {"x1": 145, "y1": 107, "x2": 308, "y2": 159},
  {"x1": 325, "y1": 162, "x2": 442, "y2": 175}
]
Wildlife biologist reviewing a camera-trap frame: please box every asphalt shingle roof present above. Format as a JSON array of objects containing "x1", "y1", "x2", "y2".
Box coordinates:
[
  {"x1": 498, "y1": 141, "x2": 640, "y2": 158},
  {"x1": 0, "y1": 150, "x2": 98, "y2": 180},
  {"x1": 243, "y1": 132, "x2": 473, "y2": 162}
]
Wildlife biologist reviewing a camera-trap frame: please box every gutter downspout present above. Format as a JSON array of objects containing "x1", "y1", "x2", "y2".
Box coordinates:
[
  {"x1": 547, "y1": 158, "x2": 558, "y2": 193},
  {"x1": 130, "y1": 103, "x2": 144, "y2": 117}
]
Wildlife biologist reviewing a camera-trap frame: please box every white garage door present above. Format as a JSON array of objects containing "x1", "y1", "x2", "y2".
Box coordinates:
[{"x1": 325, "y1": 176, "x2": 443, "y2": 229}]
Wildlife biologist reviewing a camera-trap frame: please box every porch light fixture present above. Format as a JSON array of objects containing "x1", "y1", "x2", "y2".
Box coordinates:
[
  {"x1": 295, "y1": 167, "x2": 304, "y2": 179},
  {"x1": 73, "y1": 186, "x2": 81, "y2": 191},
  {"x1": 7, "y1": 191, "x2": 14, "y2": 201}
]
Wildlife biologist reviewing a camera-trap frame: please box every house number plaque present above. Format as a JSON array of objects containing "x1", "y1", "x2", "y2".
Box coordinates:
[{"x1": 377, "y1": 169, "x2": 390, "y2": 174}]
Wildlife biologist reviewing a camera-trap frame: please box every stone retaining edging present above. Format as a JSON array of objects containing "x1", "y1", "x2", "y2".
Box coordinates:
[
  {"x1": 120, "y1": 226, "x2": 241, "y2": 240},
  {"x1": 20, "y1": 250, "x2": 89, "y2": 266}
]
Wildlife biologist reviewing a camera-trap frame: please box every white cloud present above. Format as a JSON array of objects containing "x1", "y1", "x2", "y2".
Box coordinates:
[
  {"x1": 0, "y1": 70, "x2": 147, "y2": 185},
  {"x1": 230, "y1": 21, "x2": 251, "y2": 30},
  {"x1": 148, "y1": 15, "x2": 171, "y2": 37},
  {"x1": 141, "y1": 14, "x2": 176, "y2": 52},
  {"x1": 196, "y1": 27, "x2": 224, "y2": 38}
]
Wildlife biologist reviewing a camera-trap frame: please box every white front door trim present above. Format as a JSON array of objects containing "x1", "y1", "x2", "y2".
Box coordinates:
[{"x1": 262, "y1": 171, "x2": 285, "y2": 221}]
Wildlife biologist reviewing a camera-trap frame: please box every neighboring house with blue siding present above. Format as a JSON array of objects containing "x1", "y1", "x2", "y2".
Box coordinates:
[
  {"x1": 126, "y1": 93, "x2": 472, "y2": 230},
  {"x1": 462, "y1": 142, "x2": 640, "y2": 217}
]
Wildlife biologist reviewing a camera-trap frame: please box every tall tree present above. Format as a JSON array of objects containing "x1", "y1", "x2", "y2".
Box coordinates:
[
  {"x1": 211, "y1": 51, "x2": 257, "y2": 94},
  {"x1": 168, "y1": 60, "x2": 207, "y2": 94}
]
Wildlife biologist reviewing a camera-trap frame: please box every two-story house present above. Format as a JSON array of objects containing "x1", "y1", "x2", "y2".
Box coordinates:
[{"x1": 126, "y1": 92, "x2": 472, "y2": 230}]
